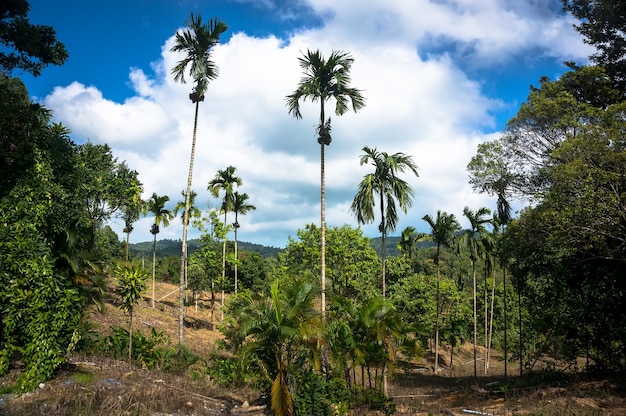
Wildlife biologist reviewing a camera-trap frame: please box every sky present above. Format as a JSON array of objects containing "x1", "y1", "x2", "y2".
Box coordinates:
[{"x1": 20, "y1": 0, "x2": 593, "y2": 248}]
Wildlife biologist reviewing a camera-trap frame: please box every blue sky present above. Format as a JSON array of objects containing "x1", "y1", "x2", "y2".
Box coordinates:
[{"x1": 22, "y1": 0, "x2": 591, "y2": 248}]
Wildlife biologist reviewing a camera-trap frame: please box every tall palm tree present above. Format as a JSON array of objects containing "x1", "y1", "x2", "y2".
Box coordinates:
[
  {"x1": 147, "y1": 192, "x2": 174, "y2": 309},
  {"x1": 208, "y1": 166, "x2": 242, "y2": 315},
  {"x1": 285, "y1": 49, "x2": 365, "y2": 318},
  {"x1": 350, "y1": 146, "x2": 419, "y2": 299},
  {"x1": 462, "y1": 206, "x2": 492, "y2": 377},
  {"x1": 231, "y1": 191, "x2": 256, "y2": 293},
  {"x1": 422, "y1": 211, "x2": 461, "y2": 372},
  {"x1": 171, "y1": 12, "x2": 227, "y2": 344}
]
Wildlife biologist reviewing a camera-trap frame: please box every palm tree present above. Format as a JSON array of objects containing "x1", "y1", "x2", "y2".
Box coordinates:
[
  {"x1": 208, "y1": 166, "x2": 242, "y2": 315},
  {"x1": 350, "y1": 146, "x2": 419, "y2": 299},
  {"x1": 121, "y1": 197, "x2": 144, "y2": 265},
  {"x1": 147, "y1": 192, "x2": 174, "y2": 308},
  {"x1": 462, "y1": 206, "x2": 492, "y2": 377},
  {"x1": 285, "y1": 49, "x2": 365, "y2": 318},
  {"x1": 174, "y1": 189, "x2": 201, "y2": 226},
  {"x1": 226, "y1": 278, "x2": 321, "y2": 416},
  {"x1": 171, "y1": 12, "x2": 227, "y2": 345},
  {"x1": 231, "y1": 191, "x2": 256, "y2": 293},
  {"x1": 422, "y1": 211, "x2": 461, "y2": 372}
]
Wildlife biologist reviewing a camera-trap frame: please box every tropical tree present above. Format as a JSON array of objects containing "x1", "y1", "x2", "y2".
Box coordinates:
[
  {"x1": 231, "y1": 191, "x2": 256, "y2": 293},
  {"x1": 422, "y1": 210, "x2": 461, "y2": 372},
  {"x1": 208, "y1": 166, "x2": 242, "y2": 314},
  {"x1": 146, "y1": 192, "x2": 174, "y2": 308},
  {"x1": 462, "y1": 206, "x2": 492, "y2": 377},
  {"x1": 350, "y1": 146, "x2": 419, "y2": 299},
  {"x1": 222, "y1": 278, "x2": 322, "y2": 416},
  {"x1": 285, "y1": 49, "x2": 365, "y2": 318},
  {"x1": 171, "y1": 12, "x2": 227, "y2": 344},
  {"x1": 121, "y1": 192, "x2": 144, "y2": 265},
  {"x1": 114, "y1": 264, "x2": 147, "y2": 365}
]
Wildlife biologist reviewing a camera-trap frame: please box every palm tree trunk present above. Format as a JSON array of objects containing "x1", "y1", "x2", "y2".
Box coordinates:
[
  {"x1": 487, "y1": 266, "x2": 496, "y2": 372},
  {"x1": 152, "y1": 233, "x2": 157, "y2": 308},
  {"x1": 484, "y1": 267, "x2": 488, "y2": 374},
  {"x1": 179, "y1": 100, "x2": 200, "y2": 344},
  {"x1": 320, "y1": 142, "x2": 326, "y2": 318},
  {"x1": 234, "y1": 213, "x2": 239, "y2": 293},
  {"x1": 503, "y1": 265, "x2": 508, "y2": 377},
  {"x1": 379, "y1": 192, "x2": 386, "y2": 299},
  {"x1": 472, "y1": 261, "x2": 477, "y2": 377},
  {"x1": 435, "y1": 261, "x2": 440, "y2": 372},
  {"x1": 221, "y1": 211, "x2": 228, "y2": 321}
]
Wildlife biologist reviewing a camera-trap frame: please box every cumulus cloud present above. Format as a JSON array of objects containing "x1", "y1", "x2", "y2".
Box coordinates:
[{"x1": 42, "y1": 0, "x2": 590, "y2": 247}]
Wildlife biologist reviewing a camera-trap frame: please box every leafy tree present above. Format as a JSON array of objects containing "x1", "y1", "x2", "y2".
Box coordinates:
[
  {"x1": 114, "y1": 264, "x2": 147, "y2": 365},
  {"x1": 562, "y1": 0, "x2": 626, "y2": 92},
  {"x1": 461, "y1": 206, "x2": 491, "y2": 377},
  {"x1": 285, "y1": 49, "x2": 365, "y2": 318},
  {"x1": 147, "y1": 192, "x2": 174, "y2": 308},
  {"x1": 422, "y1": 211, "x2": 461, "y2": 372},
  {"x1": 174, "y1": 189, "x2": 201, "y2": 226},
  {"x1": 231, "y1": 191, "x2": 256, "y2": 293},
  {"x1": 171, "y1": 12, "x2": 227, "y2": 344},
  {"x1": 120, "y1": 186, "x2": 144, "y2": 264},
  {"x1": 281, "y1": 224, "x2": 380, "y2": 302},
  {"x1": 350, "y1": 146, "x2": 419, "y2": 299},
  {"x1": 0, "y1": 0, "x2": 68, "y2": 76}
]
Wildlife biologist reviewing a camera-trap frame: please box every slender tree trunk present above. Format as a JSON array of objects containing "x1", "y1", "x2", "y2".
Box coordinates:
[
  {"x1": 503, "y1": 265, "x2": 508, "y2": 378},
  {"x1": 152, "y1": 233, "x2": 157, "y2": 308},
  {"x1": 125, "y1": 231, "x2": 130, "y2": 265},
  {"x1": 234, "y1": 226, "x2": 238, "y2": 293},
  {"x1": 435, "y1": 253, "x2": 441, "y2": 372},
  {"x1": 221, "y1": 211, "x2": 227, "y2": 321},
  {"x1": 519, "y1": 290, "x2": 523, "y2": 376},
  {"x1": 484, "y1": 267, "x2": 488, "y2": 374},
  {"x1": 487, "y1": 266, "x2": 496, "y2": 372},
  {"x1": 379, "y1": 193, "x2": 386, "y2": 299},
  {"x1": 179, "y1": 100, "x2": 200, "y2": 345},
  {"x1": 320, "y1": 142, "x2": 326, "y2": 318},
  {"x1": 472, "y1": 261, "x2": 477, "y2": 377}
]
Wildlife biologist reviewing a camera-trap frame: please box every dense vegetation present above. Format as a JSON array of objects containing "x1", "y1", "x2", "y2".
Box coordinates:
[{"x1": 2, "y1": 0, "x2": 626, "y2": 414}]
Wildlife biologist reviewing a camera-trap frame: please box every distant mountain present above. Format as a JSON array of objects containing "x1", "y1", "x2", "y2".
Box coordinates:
[{"x1": 129, "y1": 238, "x2": 283, "y2": 258}]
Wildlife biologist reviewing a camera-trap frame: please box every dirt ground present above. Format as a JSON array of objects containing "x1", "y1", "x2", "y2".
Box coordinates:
[{"x1": 1, "y1": 281, "x2": 625, "y2": 415}]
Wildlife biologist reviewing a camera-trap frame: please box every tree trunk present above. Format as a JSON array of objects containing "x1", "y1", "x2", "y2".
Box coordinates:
[
  {"x1": 487, "y1": 266, "x2": 496, "y2": 372},
  {"x1": 320, "y1": 142, "x2": 326, "y2": 318},
  {"x1": 152, "y1": 233, "x2": 157, "y2": 308},
  {"x1": 179, "y1": 100, "x2": 201, "y2": 345},
  {"x1": 125, "y1": 231, "x2": 130, "y2": 265},
  {"x1": 503, "y1": 265, "x2": 508, "y2": 378},
  {"x1": 221, "y1": 211, "x2": 227, "y2": 321},
  {"x1": 484, "y1": 267, "x2": 488, "y2": 374},
  {"x1": 472, "y1": 261, "x2": 477, "y2": 377},
  {"x1": 128, "y1": 310, "x2": 133, "y2": 366},
  {"x1": 435, "y1": 255, "x2": 440, "y2": 372},
  {"x1": 234, "y1": 214, "x2": 239, "y2": 293}
]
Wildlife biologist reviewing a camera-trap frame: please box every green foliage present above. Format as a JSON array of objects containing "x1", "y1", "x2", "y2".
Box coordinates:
[
  {"x1": 0, "y1": 0, "x2": 68, "y2": 76},
  {"x1": 281, "y1": 224, "x2": 380, "y2": 302},
  {"x1": 100, "y1": 326, "x2": 169, "y2": 369},
  {"x1": 291, "y1": 370, "x2": 351, "y2": 416}
]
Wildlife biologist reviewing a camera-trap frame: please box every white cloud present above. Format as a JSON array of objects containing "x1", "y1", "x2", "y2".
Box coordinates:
[{"x1": 41, "y1": 0, "x2": 589, "y2": 247}]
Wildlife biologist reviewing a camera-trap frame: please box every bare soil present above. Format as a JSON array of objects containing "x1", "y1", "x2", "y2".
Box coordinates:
[{"x1": 1, "y1": 281, "x2": 625, "y2": 415}]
